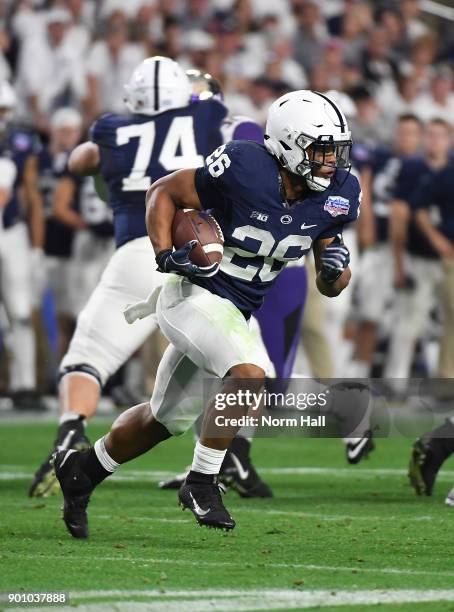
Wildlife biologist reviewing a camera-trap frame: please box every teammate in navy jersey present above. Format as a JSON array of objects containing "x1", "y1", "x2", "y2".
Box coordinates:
[
  {"x1": 29, "y1": 57, "x2": 234, "y2": 498},
  {"x1": 400, "y1": 119, "x2": 454, "y2": 504},
  {"x1": 51, "y1": 89, "x2": 360, "y2": 537},
  {"x1": 386, "y1": 118, "x2": 450, "y2": 393},
  {"x1": 0, "y1": 80, "x2": 44, "y2": 410},
  {"x1": 347, "y1": 114, "x2": 423, "y2": 381}
]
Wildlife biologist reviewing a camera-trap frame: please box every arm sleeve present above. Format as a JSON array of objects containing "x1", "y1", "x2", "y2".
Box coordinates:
[{"x1": 89, "y1": 115, "x2": 112, "y2": 147}]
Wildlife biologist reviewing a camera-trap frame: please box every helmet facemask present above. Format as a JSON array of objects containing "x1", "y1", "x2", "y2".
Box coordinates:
[{"x1": 295, "y1": 133, "x2": 352, "y2": 192}]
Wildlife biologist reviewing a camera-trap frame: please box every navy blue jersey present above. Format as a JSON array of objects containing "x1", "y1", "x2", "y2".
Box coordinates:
[
  {"x1": 91, "y1": 99, "x2": 227, "y2": 248},
  {"x1": 394, "y1": 157, "x2": 439, "y2": 259},
  {"x1": 194, "y1": 141, "x2": 361, "y2": 315},
  {"x1": 362, "y1": 146, "x2": 403, "y2": 243},
  {"x1": 1, "y1": 128, "x2": 39, "y2": 228},
  {"x1": 408, "y1": 160, "x2": 454, "y2": 244},
  {"x1": 38, "y1": 146, "x2": 80, "y2": 258}
]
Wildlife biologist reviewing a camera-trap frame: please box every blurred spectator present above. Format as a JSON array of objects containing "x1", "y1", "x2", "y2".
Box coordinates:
[
  {"x1": 348, "y1": 84, "x2": 391, "y2": 146},
  {"x1": 179, "y1": 29, "x2": 216, "y2": 73},
  {"x1": 412, "y1": 66, "x2": 454, "y2": 124},
  {"x1": 264, "y1": 39, "x2": 307, "y2": 90},
  {"x1": 85, "y1": 14, "x2": 146, "y2": 120},
  {"x1": 361, "y1": 26, "x2": 397, "y2": 94},
  {"x1": 14, "y1": 8, "x2": 86, "y2": 133},
  {"x1": 292, "y1": 1, "x2": 328, "y2": 74},
  {"x1": 183, "y1": 0, "x2": 215, "y2": 32},
  {"x1": 406, "y1": 33, "x2": 438, "y2": 91},
  {"x1": 400, "y1": 0, "x2": 430, "y2": 41}
]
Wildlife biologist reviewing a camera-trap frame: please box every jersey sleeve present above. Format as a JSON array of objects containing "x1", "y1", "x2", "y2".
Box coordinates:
[
  {"x1": 194, "y1": 141, "x2": 250, "y2": 213},
  {"x1": 89, "y1": 114, "x2": 115, "y2": 148},
  {"x1": 317, "y1": 174, "x2": 361, "y2": 240}
]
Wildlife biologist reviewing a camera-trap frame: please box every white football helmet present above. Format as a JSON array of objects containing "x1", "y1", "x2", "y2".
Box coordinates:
[
  {"x1": 124, "y1": 56, "x2": 191, "y2": 116},
  {"x1": 264, "y1": 90, "x2": 352, "y2": 192}
]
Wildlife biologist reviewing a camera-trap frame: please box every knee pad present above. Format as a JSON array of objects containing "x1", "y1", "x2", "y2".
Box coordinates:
[{"x1": 58, "y1": 363, "x2": 103, "y2": 388}]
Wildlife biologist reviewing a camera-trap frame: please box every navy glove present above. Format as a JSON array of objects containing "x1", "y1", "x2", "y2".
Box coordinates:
[
  {"x1": 156, "y1": 240, "x2": 219, "y2": 279},
  {"x1": 320, "y1": 235, "x2": 350, "y2": 284}
]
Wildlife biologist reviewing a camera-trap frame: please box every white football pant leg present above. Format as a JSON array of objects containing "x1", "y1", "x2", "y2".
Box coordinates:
[
  {"x1": 384, "y1": 256, "x2": 442, "y2": 387},
  {"x1": 61, "y1": 237, "x2": 161, "y2": 385},
  {"x1": 0, "y1": 222, "x2": 36, "y2": 390},
  {"x1": 156, "y1": 275, "x2": 272, "y2": 378},
  {"x1": 69, "y1": 230, "x2": 115, "y2": 317},
  {"x1": 150, "y1": 344, "x2": 215, "y2": 435}
]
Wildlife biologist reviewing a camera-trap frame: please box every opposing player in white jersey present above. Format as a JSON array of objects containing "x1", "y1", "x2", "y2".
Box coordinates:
[{"x1": 29, "y1": 57, "x2": 267, "y2": 497}]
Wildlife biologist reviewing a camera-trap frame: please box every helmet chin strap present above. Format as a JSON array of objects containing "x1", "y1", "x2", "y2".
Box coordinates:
[{"x1": 305, "y1": 174, "x2": 331, "y2": 192}]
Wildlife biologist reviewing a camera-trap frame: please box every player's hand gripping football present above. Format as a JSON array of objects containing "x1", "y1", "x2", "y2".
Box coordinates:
[
  {"x1": 320, "y1": 235, "x2": 350, "y2": 284},
  {"x1": 156, "y1": 240, "x2": 219, "y2": 279}
]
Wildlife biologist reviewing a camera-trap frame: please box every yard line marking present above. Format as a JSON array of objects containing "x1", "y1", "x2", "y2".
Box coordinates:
[
  {"x1": 3, "y1": 466, "x2": 454, "y2": 481},
  {"x1": 1, "y1": 501, "x2": 439, "y2": 523},
  {"x1": 8, "y1": 589, "x2": 454, "y2": 611},
  {"x1": 9, "y1": 553, "x2": 454, "y2": 578},
  {"x1": 94, "y1": 511, "x2": 436, "y2": 524}
]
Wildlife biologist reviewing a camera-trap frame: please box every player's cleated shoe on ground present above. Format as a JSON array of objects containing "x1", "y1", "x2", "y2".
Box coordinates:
[
  {"x1": 220, "y1": 437, "x2": 273, "y2": 498},
  {"x1": 51, "y1": 449, "x2": 93, "y2": 539},
  {"x1": 409, "y1": 420, "x2": 454, "y2": 496},
  {"x1": 345, "y1": 430, "x2": 375, "y2": 465},
  {"x1": 159, "y1": 468, "x2": 189, "y2": 490},
  {"x1": 179, "y1": 472, "x2": 235, "y2": 531},
  {"x1": 408, "y1": 437, "x2": 446, "y2": 496},
  {"x1": 28, "y1": 419, "x2": 90, "y2": 498}
]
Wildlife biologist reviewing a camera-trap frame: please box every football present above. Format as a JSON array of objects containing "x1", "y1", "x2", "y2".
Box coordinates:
[{"x1": 172, "y1": 208, "x2": 224, "y2": 267}]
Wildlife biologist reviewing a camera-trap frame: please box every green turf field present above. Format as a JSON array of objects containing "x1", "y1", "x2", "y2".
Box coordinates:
[{"x1": 2, "y1": 418, "x2": 454, "y2": 611}]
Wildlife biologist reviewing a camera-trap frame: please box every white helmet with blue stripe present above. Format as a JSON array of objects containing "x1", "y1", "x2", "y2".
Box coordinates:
[
  {"x1": 124, "y1": 56, "x2": 191, "y2": 116},
  {"x1": 264, "y1": 90, "x2": 352, "y2": 192}
]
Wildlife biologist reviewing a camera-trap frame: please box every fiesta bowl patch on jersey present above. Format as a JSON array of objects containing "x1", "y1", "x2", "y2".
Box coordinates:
[{"x1": 324, "y1": 195, "x2": 350, "y2": 217}]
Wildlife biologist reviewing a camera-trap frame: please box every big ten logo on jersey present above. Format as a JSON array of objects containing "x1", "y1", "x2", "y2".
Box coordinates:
[
  {"x1": 116, "y1": 117, "x2": 204, "y2": 192},
  {"x1": 80, "y1": 177, "x2": 113, "y2": 226}
]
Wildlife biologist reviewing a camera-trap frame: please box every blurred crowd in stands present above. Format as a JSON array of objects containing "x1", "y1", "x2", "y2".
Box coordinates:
[{"x1": 1, "y1": 0, "x2": 454, "y2": 409}]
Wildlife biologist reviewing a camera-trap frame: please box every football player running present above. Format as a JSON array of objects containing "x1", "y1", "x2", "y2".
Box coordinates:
[
  {"x1": 51, "y1": 90, "x2": 360, "y2": 538},
  {"x1": 28, "y1": 56, "x2": 227, "y2": 497},
  {"x1": 158, "y1": 71, "x2": 308, "y2": 497}
]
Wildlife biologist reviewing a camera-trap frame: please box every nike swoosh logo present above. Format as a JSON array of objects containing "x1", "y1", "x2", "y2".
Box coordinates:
[
  {"x1": 301, "y1": 223, "x2": 318, "y2": 230},
  {"x1": 189, "y1": 492, "x2": 210, "y2": 517},
  {"x1": 229, "y1": 452, "x2": 250, "y2": 481},
  {"x1": 57, "y1": 430, "x2": 76, "y2": 451},
  {"x1": 347, "y1": 437, "x2": 369, "y2": 461}
]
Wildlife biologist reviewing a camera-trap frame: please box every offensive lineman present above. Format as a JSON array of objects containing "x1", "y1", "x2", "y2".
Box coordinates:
[{"x1": 51, "y1": 90, "x2": 360, "y2": 537}]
